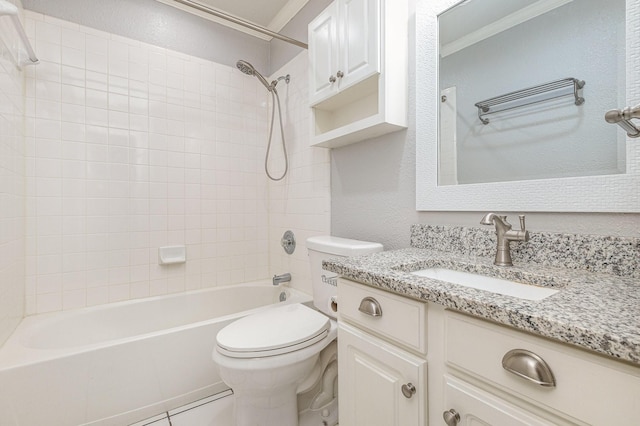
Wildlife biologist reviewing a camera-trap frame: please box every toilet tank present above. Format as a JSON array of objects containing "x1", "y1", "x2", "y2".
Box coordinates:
[{"x1": 306, "y1": 236, "x2": 383, "y2": 318}]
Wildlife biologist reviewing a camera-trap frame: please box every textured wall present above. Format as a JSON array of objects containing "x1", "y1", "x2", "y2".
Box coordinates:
[
  {"x1": 0, "y1": 0, "x2": 26, "y2": 345},
  {"x1": 330, "y1": 0, "x2": 640, "y2": 250}
]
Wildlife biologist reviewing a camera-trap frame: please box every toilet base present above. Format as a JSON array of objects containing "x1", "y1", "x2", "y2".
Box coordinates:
[{"x1": 299, "y1": 397, "x2": 339, "y2": 426}]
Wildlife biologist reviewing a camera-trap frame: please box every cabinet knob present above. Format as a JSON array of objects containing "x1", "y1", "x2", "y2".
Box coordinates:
[
  {"x1": 336, "y1": 70, "x2": 344, "y2": 78},
  {"x1": 358, "y1": 297, "x2": 382, "y2": 317},
  {"x1": 329, "y1": 75, "x2": 336, "y2": 83},
  {"x1": 442, "y1": 409, "x2": 460, "y2": 426},
  {"x1": 401, "y1": 382, "x2": 416, "y2": 398}
]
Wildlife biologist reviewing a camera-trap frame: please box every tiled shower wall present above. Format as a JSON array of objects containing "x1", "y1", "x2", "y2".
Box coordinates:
[
  {"x1": 267, "y1": 54, "x2": 331, "y2": 296},
  {"x1": 22, "y1": 11, "x2": 331, "y2": 315},
  {"x1": 24, "y1": 12, "x2": 274, "y2": 314},
  {"x1": 0, "y1": 0, "x2": 26, "y2": 343}
]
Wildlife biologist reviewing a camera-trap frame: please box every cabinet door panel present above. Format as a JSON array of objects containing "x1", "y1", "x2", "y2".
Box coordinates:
[
  {"x1": 339, "y1": 0, "x2": 380, "y2": 89},
  {"x1": 444, "y1": 375, "x2": 553, "y2": 426},
  {"x1": 308, "y1": 2, "x2": 338, "y2": 105},
  {"x1": 338, "y1": 322, "x2": 426, "y2": 426}
]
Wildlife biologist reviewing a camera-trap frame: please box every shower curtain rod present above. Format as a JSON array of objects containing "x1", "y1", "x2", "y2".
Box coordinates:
[
  {"x1": 0, "y1": 0, "x2": 39, "y2": 67},
  {"x1": 171, "y1": 0, "x2": 308, "y2": 49}
]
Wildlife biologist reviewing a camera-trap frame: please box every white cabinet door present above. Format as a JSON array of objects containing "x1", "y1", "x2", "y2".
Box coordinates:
[
  {"x1": 338, "y1": 0, "x2": 380, "y2": 89},
  {"x1": 309, "y1": 0, "x2": 380, "y2": 105},
  {"x1": 338, "y1": 322, "x2": 426, "y2": 426},
  {"x1": 308, "y1": 2, "x2": 339, "y2": 105},
  {"x1": 443, "y1": 375, "x2": 554, "y2": 426}
]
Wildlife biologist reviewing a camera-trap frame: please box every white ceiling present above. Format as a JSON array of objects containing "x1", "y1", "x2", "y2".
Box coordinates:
[{"x1": 157, "y1": 0, "x2": 310, "y2": 40}]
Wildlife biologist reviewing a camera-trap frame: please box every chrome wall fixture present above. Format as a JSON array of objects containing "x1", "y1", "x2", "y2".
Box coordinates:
[
  {"x1": 0, "y1": 0, "x2": 39, "y2": 68},
  {"x1": 605, "y1": 104, "x2": 640, "y2": 138},
  {"x1": 281, "y1": 230, "x2": 296, "y2": 254},
  {"x1": 170, "y1": 0, "x2": 308, "y2": 49},
  {"x1": 475, "y1": 77, "x2": 585, "y2": 125}
]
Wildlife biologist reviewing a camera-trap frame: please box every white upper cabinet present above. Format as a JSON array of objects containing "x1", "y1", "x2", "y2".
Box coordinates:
[
  {"x1": 309, "y1": 2, "x2": 339, "y2": 104},
  {"x1": 309, "y1": 0, "x2": 379, "y2": 105},
  {"x1": 308, "y1": 0, "x2": 407, "y2": 148},
  {"x1": 338, "y1": 0, "x2": 379, "y2": 91}
]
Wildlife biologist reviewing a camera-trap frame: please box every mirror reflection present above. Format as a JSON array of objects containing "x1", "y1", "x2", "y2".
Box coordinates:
[{"x1": 437, "y1": 0, "x2": 626, "y2": 185}]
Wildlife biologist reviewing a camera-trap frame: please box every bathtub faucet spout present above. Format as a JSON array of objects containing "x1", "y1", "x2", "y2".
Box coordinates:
[{"x1": 273, "y1": 273, "x2": 291, "y2": 286}]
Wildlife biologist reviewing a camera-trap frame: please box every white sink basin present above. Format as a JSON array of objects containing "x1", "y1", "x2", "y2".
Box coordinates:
[{"x1": 411, "y1": 268, "x2": 558, "y2": 301}]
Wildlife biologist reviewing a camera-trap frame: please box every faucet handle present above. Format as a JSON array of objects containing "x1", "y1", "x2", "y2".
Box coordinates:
[{"x1": 518, "y1": 215, "x2": 530, "y2": 242}]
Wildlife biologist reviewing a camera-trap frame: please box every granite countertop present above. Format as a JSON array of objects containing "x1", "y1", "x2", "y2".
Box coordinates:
[{"x1": 323, "y1": 248, "x2": 640, "y2": 365}]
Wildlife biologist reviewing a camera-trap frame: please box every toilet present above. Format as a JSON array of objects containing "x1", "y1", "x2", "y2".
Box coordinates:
[{"x1": 213, "y1": 236, "x2": 383, "y2": 426}]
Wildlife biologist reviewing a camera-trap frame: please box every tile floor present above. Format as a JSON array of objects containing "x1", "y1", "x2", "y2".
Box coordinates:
[
  {"x1": 131, "y1": 389, "x2": 339, "y2": 426},
  {"x1": 130, "y1": 390, "x2": 234, "y2": 426}
]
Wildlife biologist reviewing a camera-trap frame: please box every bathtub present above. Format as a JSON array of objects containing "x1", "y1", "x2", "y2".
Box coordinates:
[{"x1": 0, "y1": 281, "x2": 311, "y2": 426}]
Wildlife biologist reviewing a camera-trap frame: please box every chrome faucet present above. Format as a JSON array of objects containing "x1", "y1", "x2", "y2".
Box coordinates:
[
  {"x1": 272, "y1": 273, "x2": 291, "y2": 286},
  {"x1": 480, "y1": 213, "x2": 529, "y2": 266}
]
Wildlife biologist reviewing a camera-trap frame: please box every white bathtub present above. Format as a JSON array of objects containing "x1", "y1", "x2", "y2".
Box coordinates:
[{"x1": 0, "y1": 281, "x2": 311, "y2": 426}]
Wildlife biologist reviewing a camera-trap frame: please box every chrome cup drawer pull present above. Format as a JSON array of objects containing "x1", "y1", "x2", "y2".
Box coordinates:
[
  {"x1": 358, "y1": 297, "x2": 383, "y2": 317},
  {"x1": 501, "y1": 349, "x2": 556, "y2": 387}
]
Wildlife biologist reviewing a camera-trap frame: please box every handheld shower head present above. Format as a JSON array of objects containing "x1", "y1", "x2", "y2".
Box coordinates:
[
  {"x1": 236, "y1": 59, "x2": 291, "y2": 181},
  {"x1": 236, "y1": 60, "x2": 272, "y2": 91},
  {"x1": 236, "y1": 60, "x2": 255, "y2": 76}
]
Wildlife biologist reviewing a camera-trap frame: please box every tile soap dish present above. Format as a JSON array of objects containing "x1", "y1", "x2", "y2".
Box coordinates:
[{"x1": 158, "y1": 245, "x2": 186, "y2": 265}]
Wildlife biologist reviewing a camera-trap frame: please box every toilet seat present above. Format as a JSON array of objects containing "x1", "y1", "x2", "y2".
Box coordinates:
[{"x1": 216, "y1": 303, "x2": 330, "y2": 358}]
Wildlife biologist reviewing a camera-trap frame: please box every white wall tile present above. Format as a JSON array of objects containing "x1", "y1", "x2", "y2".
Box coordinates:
[{"x1": 22, "y1": 15, "x2": 327, "y2": 316}]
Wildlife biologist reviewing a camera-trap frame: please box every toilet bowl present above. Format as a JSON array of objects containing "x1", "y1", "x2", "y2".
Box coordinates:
[
  {"x1": 213, "y1": 236, "x2": 383, "y2": 426},
  {"x1": 213, "y1": 304, "x2": 338, "y2": 426}
]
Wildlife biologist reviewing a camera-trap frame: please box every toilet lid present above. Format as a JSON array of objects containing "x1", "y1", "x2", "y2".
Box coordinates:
[{"x1": 216, "y1": 303, "x2": 330, "y2": 358}]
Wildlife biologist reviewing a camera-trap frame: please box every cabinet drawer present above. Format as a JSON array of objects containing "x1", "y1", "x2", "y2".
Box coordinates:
[
  {"x1": 445, "y1": 311, "x2": 640, "y2": 425},
  {"x1": 338, "y1": 278, "x2": 426, "y2": 354},
  {"x1": 444, "y1": 375, "x2": 552, "y2": 426}
]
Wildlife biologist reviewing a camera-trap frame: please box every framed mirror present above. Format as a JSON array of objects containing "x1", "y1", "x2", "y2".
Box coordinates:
[{"x1": 416, "y1": 0, "x2": 640, "y2": 212}]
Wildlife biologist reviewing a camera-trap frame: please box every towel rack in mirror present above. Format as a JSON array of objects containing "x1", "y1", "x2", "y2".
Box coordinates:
[{"x1": 474, "y1": 77, "x2": 585, "y2": 125}]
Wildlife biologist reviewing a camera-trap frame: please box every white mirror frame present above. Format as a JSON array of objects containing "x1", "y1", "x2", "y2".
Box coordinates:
[{"x1": 416, "y1": 0, "x2": 640, "y2": 212}]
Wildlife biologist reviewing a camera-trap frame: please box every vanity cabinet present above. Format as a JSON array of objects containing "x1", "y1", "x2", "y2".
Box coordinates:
[
  {"x1": 441, "y1": 311, "x2": 640, "y2": 425},
  {"x1": 338, "y1": 278, "x2": 640, "y2": 426},
  {"x1": 307, "y1": 0, "x2": 407, "y2": 148},
  {"x1": 337, "y1": 278, "x2": 427, "y2": 426}
]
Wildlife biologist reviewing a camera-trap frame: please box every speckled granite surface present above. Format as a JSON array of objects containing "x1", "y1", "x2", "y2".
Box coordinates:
[
  {"x1": 411, "y1": 224, "x2": 640, "y2": 278},
  {"x1": 324, "y1": 246, "x2": 640, "y2": 365}
]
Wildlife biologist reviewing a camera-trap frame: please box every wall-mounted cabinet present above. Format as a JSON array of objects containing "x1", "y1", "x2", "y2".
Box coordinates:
[{"x1": 308, "y1": 0, "x2": 407, "y2": 148}]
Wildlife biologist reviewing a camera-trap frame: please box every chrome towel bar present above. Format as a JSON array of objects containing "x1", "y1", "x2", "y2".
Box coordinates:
[{"x1": 605, "y1": 104, "x2": 640, "y2": 138}]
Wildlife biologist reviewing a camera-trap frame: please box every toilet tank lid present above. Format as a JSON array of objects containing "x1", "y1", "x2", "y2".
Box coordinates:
[{"x1": 306, "y1": 236, "x2": 383, "y2": 256}]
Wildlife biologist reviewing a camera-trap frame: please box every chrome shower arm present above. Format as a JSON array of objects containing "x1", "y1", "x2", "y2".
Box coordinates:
[{"x1": 605, "y1": 104, "x2": 640, "y2": 138}]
